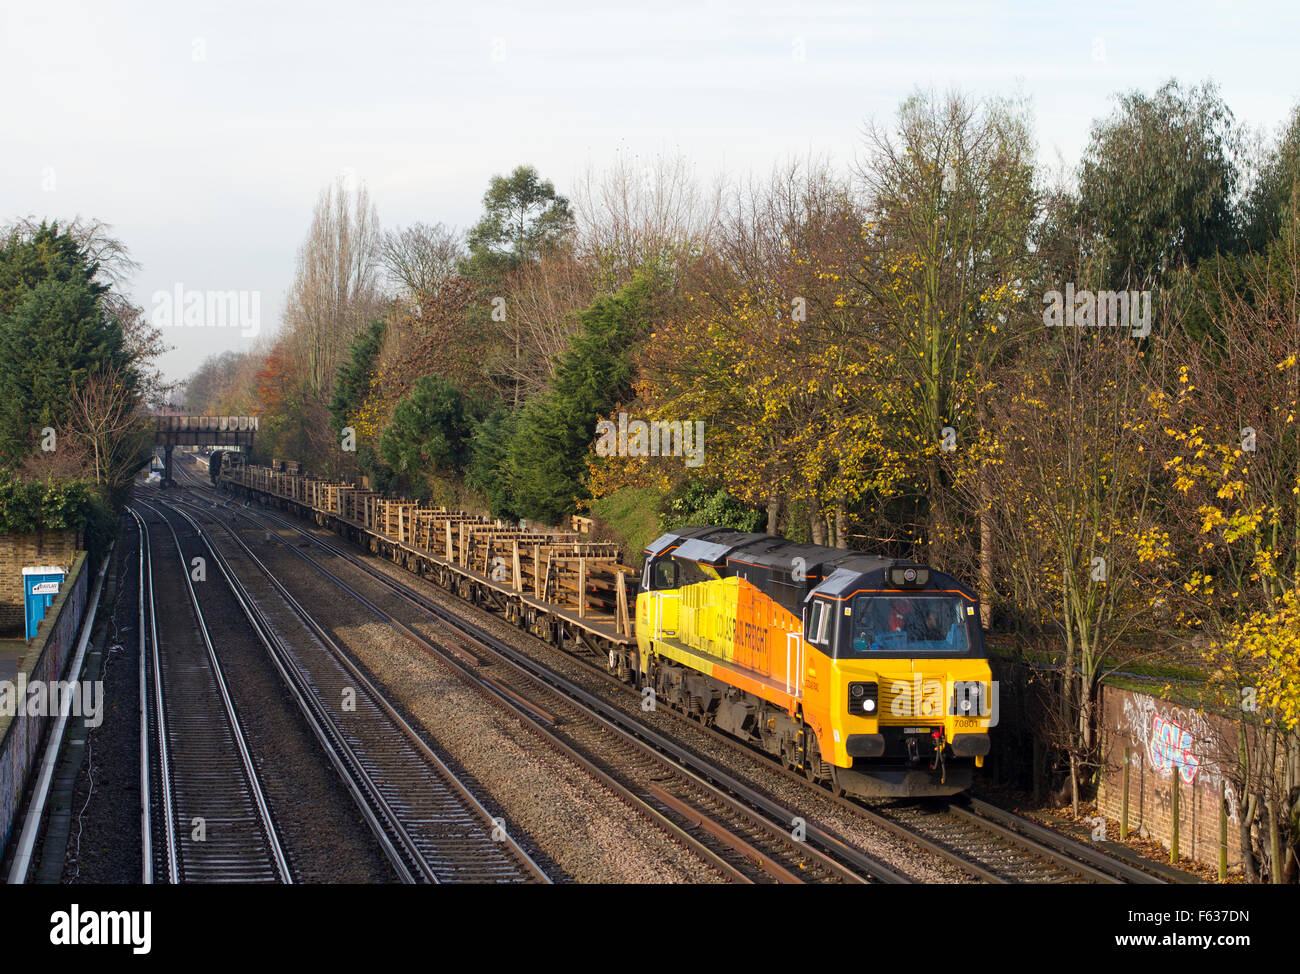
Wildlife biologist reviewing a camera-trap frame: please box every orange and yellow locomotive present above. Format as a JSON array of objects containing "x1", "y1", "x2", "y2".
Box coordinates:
[{"x1": 635, "y1": 527, "x2": 993, "y2": 798}]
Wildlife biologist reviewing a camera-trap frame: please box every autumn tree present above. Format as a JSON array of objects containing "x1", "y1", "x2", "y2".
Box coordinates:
[
  {"x1": 958, "y1": 329, "x2": 1171, "y2": 812},
  {"x1": 852, "y1": 89, "x2": 1039, "y2": 569},
  {"x1": 1199, "y1": 598, "x2": 1300, "y2": 883},
  {"x1": 185, "y1": 350, "x2": 258, "y2": 412},
  {"x1": 619, "y1": 161, "x2": 906, "y2": 544},
  {"x1": 254, "y1": 341, "x2": 321, "y2": 464},
  {"x1": 1157, "y1": 204, "x2": 1300, "y2": 880}
]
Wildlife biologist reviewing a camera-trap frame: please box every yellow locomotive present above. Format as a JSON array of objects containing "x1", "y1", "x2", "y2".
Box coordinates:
[{"x1": 635, "y1": 527, "x2": 993, "y2": 798}]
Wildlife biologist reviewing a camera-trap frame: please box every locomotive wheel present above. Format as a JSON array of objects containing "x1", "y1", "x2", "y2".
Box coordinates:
[{"x1": 803, "y1": 728, "x2": 822, "y2": 783}]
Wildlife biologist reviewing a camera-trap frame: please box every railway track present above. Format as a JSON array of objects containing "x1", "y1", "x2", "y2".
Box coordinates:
[
  {"x1": 955, "y1": 797, "x2": 1174, "y2": 883},
  {"x1": 130, "y1": 504, "x2": 291, "y2": 883},
  {"x1": 168, "y1": 468, "x2": 905, "y2": 883},
  {"x1": 136, "y1": 497, "x2": 548, "y2": 884},
  {"x1": 852, "y1": 797, "x2": 1126, "y2": 883}
]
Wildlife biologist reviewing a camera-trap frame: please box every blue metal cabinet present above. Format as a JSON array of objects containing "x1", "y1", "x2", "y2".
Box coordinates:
[{"x1": 23, "y1": 566, "x2": 66, "y2": 641}]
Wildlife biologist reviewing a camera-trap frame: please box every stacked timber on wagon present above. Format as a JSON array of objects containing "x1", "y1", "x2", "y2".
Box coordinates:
[{"x1": 220, "y1": 463, "x2": 638, "y2": 638}]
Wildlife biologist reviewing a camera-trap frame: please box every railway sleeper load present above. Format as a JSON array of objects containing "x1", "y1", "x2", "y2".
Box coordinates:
[{"x1": 219, "y1": 463, "x2": 992, "y2": 800}]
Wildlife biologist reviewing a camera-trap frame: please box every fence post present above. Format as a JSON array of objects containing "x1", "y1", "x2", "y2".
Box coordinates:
[
  {"x1": 1219, "y1": 780, "x2": 1227, "y2": 882},
  {"x1": 1121, "y1": 746, "x2": 1130, "y2": 841},
  {"x1": 577, "y1": 557, "x2": 586, "y2": 619},
  {"x1": 1170, "y1": 775, "x2": 1180, "y2": 864},
  {"x1": 616, "y1": 571, "x2": 630, "y2": 637},
  {"x1": 1032, "y1": 736, "x2": 1043, "y2": 804}
]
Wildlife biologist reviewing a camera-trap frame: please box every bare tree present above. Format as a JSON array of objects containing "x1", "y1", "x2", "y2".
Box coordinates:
[
  {"x1": 494, "y1": 250, "x2": 597, "y2": 398},
  {"x1": 184, "y1": 350, "x2": 257, "y2": 412},
  {"x1": 380, "y1": 222, "x2": 462, "y2": 299},
  {"x1": 283, "y1": 178, "x2": 385, "y2": 399},
  {"x1": 65, "y1": 360, "x2": 151, "y2": 504},
  {"x1": 2, "y1": 215, "x2": 141, "y2": 291},
  {"x1": 572, "y1": 150, "x2": 723, "y2": 287}
]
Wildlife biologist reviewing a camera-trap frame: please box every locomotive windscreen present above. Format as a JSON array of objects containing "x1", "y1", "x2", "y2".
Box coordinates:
[{"x1": 844, "y1": 594, "x2": 975, "y2": 656}]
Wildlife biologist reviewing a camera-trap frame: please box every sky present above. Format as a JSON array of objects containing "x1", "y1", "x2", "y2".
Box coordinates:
[{"x1": 2, "y1": 0, "x2": 1297, "y2": 386}]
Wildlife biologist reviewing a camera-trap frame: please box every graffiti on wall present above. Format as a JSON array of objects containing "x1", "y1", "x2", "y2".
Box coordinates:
[
  {"x1": 1149, "y1": 712, "x2": 1199, "y2": 783},
  {"x1": 1119, "y1": 691, "x2": 1239, "y2": 823}
]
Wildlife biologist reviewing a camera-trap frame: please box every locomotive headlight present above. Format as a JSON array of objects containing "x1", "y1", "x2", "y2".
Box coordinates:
[
  {"x1": 886, "y1": 565, "x2": 930, "y2": 588},
  {"x1": 950, "y1": 681, "x2": 986, "y2": 718},
  {"x1": 848, "y1": 682, "x2": 878, "y2": 716}
]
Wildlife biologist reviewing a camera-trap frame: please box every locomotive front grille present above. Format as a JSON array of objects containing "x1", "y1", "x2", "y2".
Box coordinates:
[{"x1": 877, "y1": 677, "x2": 947, "y2": 724}]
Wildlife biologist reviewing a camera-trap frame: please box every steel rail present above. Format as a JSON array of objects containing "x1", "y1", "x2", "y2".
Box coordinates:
[{"x1": 131, "y1": 503, "x2": 291, "y2": 883}]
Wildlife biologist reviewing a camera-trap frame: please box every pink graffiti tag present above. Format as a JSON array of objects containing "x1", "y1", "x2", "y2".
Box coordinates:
[{"x1": 1149, "y1": 713, "x2": 1200, "y2": 784}]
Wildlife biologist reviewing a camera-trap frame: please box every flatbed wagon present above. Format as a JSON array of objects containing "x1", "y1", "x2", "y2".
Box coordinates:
[{"x1": 219, "y1": 464, "x2": 638, "y2": 660}]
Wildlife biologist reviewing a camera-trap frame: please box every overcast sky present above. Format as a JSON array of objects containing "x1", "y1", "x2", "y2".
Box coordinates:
[{"x1": 3, "y1": 0, "x2": 1296, "y2": 386}]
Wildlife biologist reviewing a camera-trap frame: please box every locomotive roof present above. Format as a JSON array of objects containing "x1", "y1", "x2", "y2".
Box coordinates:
[
  {"x1": 649, "y1": 527, "x2": 895, "y2": 577},
  {"x1": 643, "y1": 525, "x2": 721, "y2": 557},
  {"x1": 646, "y1": 526, "x2": 975, "y2": 602},
  {"x1": 674, "y1": 537, "x2": 738, "y2": 564}
]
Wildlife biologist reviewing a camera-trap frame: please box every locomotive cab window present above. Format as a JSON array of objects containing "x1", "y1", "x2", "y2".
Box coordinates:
[
  {"x1": 844, "y1": 594, "x2": 974, "y2": 657},
  {"x1": 652, "y1": 559, "x2": 678, "y2": 590}
]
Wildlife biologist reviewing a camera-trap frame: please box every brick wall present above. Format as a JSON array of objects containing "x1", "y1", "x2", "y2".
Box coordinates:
[
  {"x1": 0, "y1": 530, "x2": 79, "y2": 634},
  {"x1": 0, "y1": 551, "x2": 89, "y2": 858},
  {"x1": 1097, "y1": 686, "x2": 1242, "y2": 870}
]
